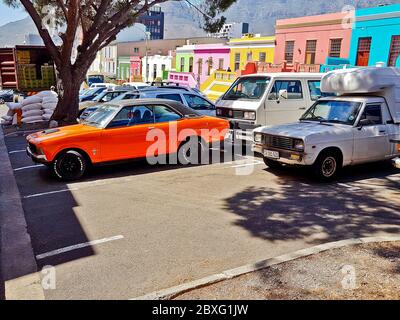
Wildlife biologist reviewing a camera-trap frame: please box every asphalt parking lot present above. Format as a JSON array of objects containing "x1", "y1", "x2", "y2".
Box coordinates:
[{"x1": 3, "y1": 130, "x2": 400, "y2": 299}]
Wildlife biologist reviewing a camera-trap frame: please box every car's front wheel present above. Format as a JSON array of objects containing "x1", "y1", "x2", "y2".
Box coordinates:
[
  {"x1": 313, "y1": 151, "x2": 341, "y2": 181},
  {"x1": 53, "y1": 150, "x2": 87, "y2": 181}
]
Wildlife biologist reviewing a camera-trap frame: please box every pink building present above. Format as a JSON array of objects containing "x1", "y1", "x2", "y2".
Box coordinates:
[
  {"x1": 275, "y1": 12, "x2": 352, "y2": 66},
  {"x1": 193, "y1": 44, "x2": 230, "y2": 85},
  {"x1": 130, "y1": 56, "x2": 142, "y2": 81}
]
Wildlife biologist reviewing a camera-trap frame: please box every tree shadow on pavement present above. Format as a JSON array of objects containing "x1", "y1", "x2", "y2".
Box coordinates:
[{"x1": 223, "y1": 170, "x2": 400, "y2": 245}]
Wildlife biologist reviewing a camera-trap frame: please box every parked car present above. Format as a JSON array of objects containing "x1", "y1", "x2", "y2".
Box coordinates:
[
  {"x1": 252, "y1": 67, "x2": 400, "y2": 181},
  {"x1": 216, "y1": 73, "x2": 334, "y2": 142},
  {"x1": 139, "y1": 89, "x2": 216, "y2": 116},
  {"x1": 122, "y1": 82, "x2": 150, "y2": 90},
  {"x1": 142, "y1": 85, "x2": 206, "y2": 97},
  {"x1": 79, "y1": 89, "x2": 129, "y2": 112},
  {"x1": 27, "y1": 99, "x2": 229, "y2": 180},
  {"x1": 0, "y1": 89, "x2": 14, "y2": 104},
  {"x1": 79, "y1": 87, "x2": 107, "y2": 102}
]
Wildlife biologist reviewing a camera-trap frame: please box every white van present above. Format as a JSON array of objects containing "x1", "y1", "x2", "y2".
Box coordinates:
[{"x1": 216, "y1": 73, "x2": 332, "y2": 141}]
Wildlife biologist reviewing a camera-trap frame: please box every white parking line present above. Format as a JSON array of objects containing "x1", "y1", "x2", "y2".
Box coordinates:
[
  {"x1": 9, "y1": 149, "x2": 26, "y2": 154},
  {"x1": 23, "y1": 188, "x2": 75, "y2": 199},
  {"x1": 35, "y1": 235, "x2": 124, "y2": 260},
  {"x1": 14, "y1": 164, "x2": 45, "y2": 172}
]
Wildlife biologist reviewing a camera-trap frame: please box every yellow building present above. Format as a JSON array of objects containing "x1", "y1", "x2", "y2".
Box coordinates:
[{"x1": 228, "y1": 34, "x2": 276, "y2": 72}]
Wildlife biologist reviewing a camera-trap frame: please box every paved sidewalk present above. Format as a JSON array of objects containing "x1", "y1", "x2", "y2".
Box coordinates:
[{"x1": 175, "y1": 242, "x2": 400, "y2": 300}]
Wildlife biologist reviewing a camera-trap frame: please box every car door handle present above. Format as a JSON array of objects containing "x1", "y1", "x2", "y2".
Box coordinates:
[
  {"x1": 379, "y1": 130, "x2": 386, "y2": 134},
  {"x1": 299, "y1": 107, "x2": 306, "y2": 110}
]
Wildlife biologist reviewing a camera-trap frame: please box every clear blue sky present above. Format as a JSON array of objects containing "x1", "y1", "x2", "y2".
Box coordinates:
[{"x1": 0, "y1": 3, "x2": 27, "y2": 27}]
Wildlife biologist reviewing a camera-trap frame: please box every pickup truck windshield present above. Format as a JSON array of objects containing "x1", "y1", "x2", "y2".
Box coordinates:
[
  {"x1": 300, "y1": 100, "x2": 362, "y2": 125},
  {"x1": 223, "y1": 77, "x2": 270, "y2": 101},
  {"x1": 83, "y1": 105, "x2": 120, "y2": 128}
]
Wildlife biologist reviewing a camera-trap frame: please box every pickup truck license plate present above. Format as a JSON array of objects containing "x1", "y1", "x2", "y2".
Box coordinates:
[{"x1": 264, "y1": 150, "x2": 280, "y2": 159}]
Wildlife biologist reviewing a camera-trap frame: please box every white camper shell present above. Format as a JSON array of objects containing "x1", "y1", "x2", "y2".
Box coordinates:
[
  {"x1": 252, "y1": 67, "x2": 400, "y2": 181},
  {"x1": 321, "y1": 67, "x2": 400, "y2": 123}
]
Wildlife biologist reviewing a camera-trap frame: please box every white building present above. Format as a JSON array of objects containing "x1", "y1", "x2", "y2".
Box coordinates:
[
  {"x1": 210, "y1": 22, "x2": 250, "y2": 39},
  {"x1": 142, "y1": 54, "x2": 173, "y2": 83}
]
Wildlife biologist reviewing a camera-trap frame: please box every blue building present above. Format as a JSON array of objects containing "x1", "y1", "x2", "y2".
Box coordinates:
[
  {"x1": 349, "y1": 4, "x2": 400, "y2": 67},
  {"x1": 137, "y1": 5, "x2": 165, "y2": 40}
]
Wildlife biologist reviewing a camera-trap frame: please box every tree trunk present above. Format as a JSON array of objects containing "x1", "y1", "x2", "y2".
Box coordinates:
[{"x1": 51, "y1": 68, "x2": 84, "y2": 126}]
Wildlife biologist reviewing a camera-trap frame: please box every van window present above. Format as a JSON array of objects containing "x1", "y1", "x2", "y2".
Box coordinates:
[
  {"x1": 268, "y1": 80, "x2": 303, "y2": 100},
  {"x1": 224, "y1": 76, "x2": 270, "y2": 101}
]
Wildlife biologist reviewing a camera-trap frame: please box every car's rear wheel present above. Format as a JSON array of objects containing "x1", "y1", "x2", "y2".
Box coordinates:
[
  {"x1": 53, "y1": 150, "x2": 87, "y2": 181},
  {"x1": 313, "y1": 151, "x2": 341, "y2": 181},
  {"x1": 178, "y1": 137, "x2": 207, "y2": 165},
  {"x1": 263, "y1": 157, "x2": 282, "y2": 169}
]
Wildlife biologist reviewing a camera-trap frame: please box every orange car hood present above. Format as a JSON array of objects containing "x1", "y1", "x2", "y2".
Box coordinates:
[{"x1": 28, "y1": 124, "x2": 100, "y2": 143}]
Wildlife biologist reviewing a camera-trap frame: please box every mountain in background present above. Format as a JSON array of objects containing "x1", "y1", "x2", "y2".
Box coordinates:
[{"x1": 0, "y1": 0, "x2": 398, "y2": 46}]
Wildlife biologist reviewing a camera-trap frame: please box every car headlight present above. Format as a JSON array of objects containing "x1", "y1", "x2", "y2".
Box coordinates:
[
  {"x1": 254, "y1": 133, "x2": 262, "y2": 143},
  {"x1": 243, "y1": 111, "x2": 256, "y2": 120},
  {"x1": 294, "y1": 139, "x2": 305, "y2": 151},
  {"x1": 216, "y1": 108, "x2": 222, "y2": 116}
]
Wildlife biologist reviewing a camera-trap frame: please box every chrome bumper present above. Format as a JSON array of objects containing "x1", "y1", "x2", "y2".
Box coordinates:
[
  {"x1": 26, "y1": 145, "x2": 48, "y2": 163},
  {"x1": 252, "y1": 143, "x2": 308, "y2": 165}
]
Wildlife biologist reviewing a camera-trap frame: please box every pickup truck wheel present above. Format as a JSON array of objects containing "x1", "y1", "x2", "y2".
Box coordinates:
[
  {"x1": 263, "y1": 158, "x2": 282, "y2": 169},
  {"x1": 313, "y1": 152, "x2": 341, "y2": 181},
  {"x1": 53, "y1": 150, "x2": 87, "y2": 181}
]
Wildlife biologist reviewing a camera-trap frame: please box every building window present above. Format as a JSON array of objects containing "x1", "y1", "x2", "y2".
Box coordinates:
[
  {"x1": 356, "y1": 37, "x2": 372, "y2": 66},
  {"x1": 329, "y1": 39, "x2": 342, "y2": 58},
  {"x1": 134, "y1": 48, "x2": 139, "y2": 54},
  {"x1": 305, "y1": 40, "x2": 317, "y2": 64},
  {"x1": 284, "y1": 41, "x2": 295, "y2": 64},
  {"x1": 246, "y1": 51, "x2": 253, "y2": 62},
  {"x1": 259, "y1": 52, "x2": 266, "y2": 63},
  {"x1": 197, "y1": 58, "x2": 203, "y2": 76},
  {"x1": 388, "y1": 35, "x2": 400, "y2": 67},
  {"x1": 189, "y1": 57, "x2": 194, "y2": 73},
  {"x1": 180, "y1": 57, "x2": 185, "y2": 72},
  {"x1": 234, "y1": 53, "x2": 241, "y2": 71},
  {"x1": 218, "y1": 58, "x2": 224, "y2": 70}
]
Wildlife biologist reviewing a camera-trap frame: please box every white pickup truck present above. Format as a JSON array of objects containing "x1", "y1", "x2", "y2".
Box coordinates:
[{"x1": 252, "y1": 67, "x2": 400, "y2": 180}]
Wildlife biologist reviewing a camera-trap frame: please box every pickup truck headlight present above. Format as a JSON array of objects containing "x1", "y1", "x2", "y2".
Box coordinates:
[
  {"x1": 254, "y1": 133, "x2": 262, "y2": 143},
  {"x1": 294, "y1": 139, "x2": 305, "y2": 152},
  {"x1": 216, "y1": 108, "x2": 223, "y2": 116},
  {"x1": 243, "y1": 111, "x2": 256, "y2": 121}
]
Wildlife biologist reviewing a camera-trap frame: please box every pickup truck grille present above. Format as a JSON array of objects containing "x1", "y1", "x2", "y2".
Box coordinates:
[{"x1": 263, "y1": 135, "x2": 295, "y2": 151}]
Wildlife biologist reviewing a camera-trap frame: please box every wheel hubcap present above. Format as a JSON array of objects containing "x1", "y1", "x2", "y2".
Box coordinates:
[
  {"x1": 322, "y1": 157, "x2": 336, "y2": 177},
  {"x1": 60, "y1": 155, "x2": 81, "y2": 174}
]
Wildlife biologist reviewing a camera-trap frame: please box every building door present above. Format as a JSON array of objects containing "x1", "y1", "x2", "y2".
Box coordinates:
[
  {"x1": 356, "y1": 37, "x2": 372, "y2": 66},
  {"x1": 305, "y1": 40, "x2": 317, "y2": 64}
]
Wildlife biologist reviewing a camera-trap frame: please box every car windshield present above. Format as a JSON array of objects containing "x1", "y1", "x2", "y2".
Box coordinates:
[
  {"x1": 223, "y1": 76, "x2": 270, "y2": 101},
  {"x1": 82, "y1": 105, "x2": 120, "y2": 127},
  {"x1": 300, "y1": 100, "x2": 362, "y2": 125},
  {"x1": 81, "y1": 88, "x2": 98, "y2": 96}
]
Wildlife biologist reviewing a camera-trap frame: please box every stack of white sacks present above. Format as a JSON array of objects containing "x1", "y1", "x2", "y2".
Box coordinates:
[{"x1": 1, "y1": 91, "x2": 58, "y2": 125}]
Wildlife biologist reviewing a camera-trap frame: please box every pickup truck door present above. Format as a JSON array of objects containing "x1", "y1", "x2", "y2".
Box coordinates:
[{"x1": 353, "y1": 104, "x2": 391, "y2": 163}]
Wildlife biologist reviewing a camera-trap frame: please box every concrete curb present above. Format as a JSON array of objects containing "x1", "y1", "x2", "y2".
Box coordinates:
[
  {"x1": 0, "y1": 127, "x2": 44, "y2": 300},
  {"x1": 133, "y1": 236, "x2": 400, "y2": 300}
]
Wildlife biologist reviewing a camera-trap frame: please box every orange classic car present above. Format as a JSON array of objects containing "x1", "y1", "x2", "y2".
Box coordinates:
[{"x1": 27, "y1": 99, "x2": 230, "y2": 180}]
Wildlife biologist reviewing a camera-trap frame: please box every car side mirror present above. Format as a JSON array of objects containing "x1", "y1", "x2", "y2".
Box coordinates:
[
  {"x1": 358, "y1": 118, "x2": 373, "y2": 128},
  {"x1": 279, "y1": 89, "x2": 288, "y2": 100}
]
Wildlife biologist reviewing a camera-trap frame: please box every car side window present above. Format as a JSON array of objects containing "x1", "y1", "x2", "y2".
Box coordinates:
[
  {"x1": 183, "y1": 94, "x2": 214, "y2": 110},
  {"x1": 360, "y1": 104, "x2": 383, "y2": 125},
  {"x1": 128, "y1": 106, "x2": 154, "y2": 126},
  {"x1": 156, "y1": 94, "x2": 183, "y2": 103},
  {"x1": 153, "y1": 105, "x2": 182, "y2": 123},
  {"x1": 107, "y1": 106, "x2": 132, "y2": 128},
  {"x1": 268, "y1": 80, "x2": 303, "y2": 100}
]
